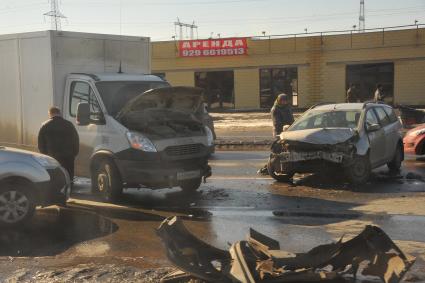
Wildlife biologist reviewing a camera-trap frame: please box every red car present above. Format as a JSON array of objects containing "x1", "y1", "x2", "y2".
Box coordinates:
[{"x1": 404, "y1": 124, "x2": 425, "y2": 156}]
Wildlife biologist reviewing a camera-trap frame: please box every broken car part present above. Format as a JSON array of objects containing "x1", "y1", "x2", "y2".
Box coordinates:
[{"x1": 158, "y1": 216, "x2": 415, "y2": 283}]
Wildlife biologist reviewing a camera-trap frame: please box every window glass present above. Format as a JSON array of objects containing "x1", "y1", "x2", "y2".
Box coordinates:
[
  {"x1": 366, "y1": 109, "x2": 379, "y2": 127},
  {"x1": 374, "y1": 107, "x2": 391, "y2": 127},
  {"x1": 69, "y1": 81, "x2": 101, "y2": 118},
  {"x1": 290, "y1": 110, "x2": 360, "y2": 131},
  {"x1": 70, "y1": 82, "x2": 90, "y2": 117},
  {"x1": 259, "y1": 67, "x2": 298, "y2": 108},
  {"x1": 383, "y1": 106, "x2": 398, "y2": 123}
]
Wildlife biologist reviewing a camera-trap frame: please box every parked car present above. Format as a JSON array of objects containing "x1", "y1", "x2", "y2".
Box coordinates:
[
  {"x1": 404, "y1": 124, "x2": 425, "y2": 156},
  {"x1": 267, "y1": 103, "x2": 404, "y2": 184},
  {"x1": 0, "y1": 146, "x2": 70, "y2": 226}
]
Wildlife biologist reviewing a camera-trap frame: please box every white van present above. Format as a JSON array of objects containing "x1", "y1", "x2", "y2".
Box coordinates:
[{"x1": 0, "y1": 31, "x2": 212, "y2": 201}]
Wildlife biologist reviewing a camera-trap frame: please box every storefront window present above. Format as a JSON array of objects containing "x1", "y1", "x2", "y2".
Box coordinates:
[
  {"x1": 260, "y1": 67, "x2": 298, "y2": 108},
  {"x1": 195, "y1": 71, "x2": 235, "y2": 110},
  {"x1": 346, "y1": 63, "x2": 394, "y2": 103}
]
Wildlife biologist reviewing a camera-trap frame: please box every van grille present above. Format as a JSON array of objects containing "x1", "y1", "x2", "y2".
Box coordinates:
[{"x1": 165, "y1": 144, "x2": 202, "y2": 156}]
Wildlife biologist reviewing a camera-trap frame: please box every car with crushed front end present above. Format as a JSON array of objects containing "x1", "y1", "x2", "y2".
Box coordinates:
[
  {"x1": 404, "y1": 124, "x2": 425, "y2": 158},
  {"x1": 267, "y1": 103, "x2": 404, "y2": 184},
  {"x1": 0, "y1": 146, "x2": 70, "y2": 227}
]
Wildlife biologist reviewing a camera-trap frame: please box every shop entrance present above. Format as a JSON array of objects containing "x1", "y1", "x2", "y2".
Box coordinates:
[
  {"x1": 346, "y1": 63, "x2": 394, "y2": 103},
  {"x1": 259, "y1": 67, "x2": 298, "y2": 109},
  {"x1": 195, "y1": 71, "x2": 234, "y2": 110}
]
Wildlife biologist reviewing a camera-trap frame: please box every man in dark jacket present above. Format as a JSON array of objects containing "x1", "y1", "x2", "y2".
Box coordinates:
[
  {"x1": 38, "y1": 107, "x2": 79, "y2": 181},
  {"x1": 271, "y1": 93, "x2": 294, "y2": 137}
]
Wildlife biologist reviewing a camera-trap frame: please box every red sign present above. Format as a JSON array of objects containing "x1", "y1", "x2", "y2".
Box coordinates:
[{"x1": 178, "y1": 38, "x2": 247, "y2": 57}]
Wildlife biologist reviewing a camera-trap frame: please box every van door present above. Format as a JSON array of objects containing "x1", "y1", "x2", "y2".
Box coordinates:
[
  {"x1": 65, "y1": 80, "x2": 106, "y2": 177},
  {"x1": 365, "y1": 108, "x2": 386, "y2": 167}
]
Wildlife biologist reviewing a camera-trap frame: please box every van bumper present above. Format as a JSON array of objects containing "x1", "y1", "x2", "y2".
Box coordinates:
[{"x1": 115, "y1": 157, "x2": 211, "y2": 189}]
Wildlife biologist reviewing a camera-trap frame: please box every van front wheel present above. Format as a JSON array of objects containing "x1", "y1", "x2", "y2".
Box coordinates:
[
  {"x1": 93, "y1": 159, "x2": 123, "y2": 202},
  {"x1": 180, "y1": 178, "x2": 202, "y2": 193}
]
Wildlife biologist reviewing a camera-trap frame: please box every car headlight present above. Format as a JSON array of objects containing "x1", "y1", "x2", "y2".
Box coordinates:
[
  {"x1": 205, "y1": 126, "x2": 214, "y2": 146},
  {"x1": 126, "y1": 131, "x2": 157, "y2": 152},
  {"x1": 408, "y1": 128, "x2": 425, "y2": 136},
  {"x1": 32, "y1": 155, "x2": 60, "y2": 168}
]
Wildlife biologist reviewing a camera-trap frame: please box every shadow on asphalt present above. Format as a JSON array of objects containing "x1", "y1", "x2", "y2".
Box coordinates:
[
  {"x1": 0, "y1": 207, "x2": 118, "y2": 257},
  {"x1": 286, "y1": 168, "x2": 425, "y2": 193},
  {"x1": 71, "y1": 187, "x2": 212, "y2": 221}
]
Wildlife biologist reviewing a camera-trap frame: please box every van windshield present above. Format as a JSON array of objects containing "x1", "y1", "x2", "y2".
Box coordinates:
[
  {"x1": 290, "y1": 110, "x2": 361, "y2": 131},
  {"x1": 96, "y1": 81, "x2": 170, "y2": 116}
]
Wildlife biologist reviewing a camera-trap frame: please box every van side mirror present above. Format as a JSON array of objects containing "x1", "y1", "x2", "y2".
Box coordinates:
[
  {"x1": 76, "y1": 102, "x2": 90, "y2": 126},
  {"x1": 366, "y1": 123, "x2": 381, "y2": 132}
]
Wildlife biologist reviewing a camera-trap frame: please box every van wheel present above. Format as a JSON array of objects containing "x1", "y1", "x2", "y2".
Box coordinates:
[
  {"x1": 180, "y1": 178, "x2": 202, "y2": 192},
  {"x1": 388, "y1": 145, "x2": 403, "y2": 172},
  {"x1": 94, "y1": 160, "x2": 123, "y2": 202},
  {"x1": 0, "y1": 184, "x2": 35, "y2": 227},
  {"x1": 267, "y1": 156, "x2": 294, "y2": 182},
  {"x1": 345, "y1": 155, "x2": 371, "y2": 184}
]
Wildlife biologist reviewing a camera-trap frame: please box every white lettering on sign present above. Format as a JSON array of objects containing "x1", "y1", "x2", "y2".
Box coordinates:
[{"x1": 178, "y1": 38, "x2": 248, "y2": 57}]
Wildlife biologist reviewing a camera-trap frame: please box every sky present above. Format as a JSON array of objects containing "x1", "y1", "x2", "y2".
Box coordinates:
[{"x1": 0, "y1": 0, "x2": 424, "y2": 41}]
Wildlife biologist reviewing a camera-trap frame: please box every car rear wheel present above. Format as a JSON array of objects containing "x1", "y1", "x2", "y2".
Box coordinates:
[
  {"x1": 93, "y1": 159, "x2": 123, "y2": 202},
  {"x1": 345, "y1": 155, "x2": 371, "y2": 184},
  {"x1": 180, "y1": 177, "x2": 202, "y2": 192},
  {"x1": 267, "y1": 156, "x2": 294, "y2": 182},
  {"x1": 387, "y1": 145, "x2": 403, "y2": 172},
  {"x1": 0, "y1": 184, "x2": 35, "y2": 227}
]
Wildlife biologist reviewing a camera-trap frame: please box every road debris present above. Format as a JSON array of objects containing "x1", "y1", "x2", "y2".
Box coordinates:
[{"x1": 157, "y1": 216, "x2": 416, "y2": 283}]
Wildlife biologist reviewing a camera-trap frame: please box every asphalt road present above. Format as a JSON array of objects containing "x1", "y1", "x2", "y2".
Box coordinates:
[{"x1": 1, "y1": 151, "x2": 425, "y2": 282}]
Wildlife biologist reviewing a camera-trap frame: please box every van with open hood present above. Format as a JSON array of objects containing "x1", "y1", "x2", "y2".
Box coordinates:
[{"x1": 67, "y1": 74, "x2": 213, "y2": 201}]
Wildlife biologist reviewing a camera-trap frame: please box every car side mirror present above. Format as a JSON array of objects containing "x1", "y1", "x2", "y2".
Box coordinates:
[
  {"x1": 76, "y1": 102, "x2": 90, "y2": 126},
  {"x1": 366, "y1": 123, "x2": 381, "y2": 132},
  {"x1": 282, "y1": 125, "x2": 290, "y2": 132}
]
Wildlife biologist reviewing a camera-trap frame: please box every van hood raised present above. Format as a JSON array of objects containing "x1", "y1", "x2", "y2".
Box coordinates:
[
  {"x1": 116, "y1": 86, "x2": 204, "y2": 119},
  {"x1": 280, "y1": 128, "x2": 357, "y2": 145}
]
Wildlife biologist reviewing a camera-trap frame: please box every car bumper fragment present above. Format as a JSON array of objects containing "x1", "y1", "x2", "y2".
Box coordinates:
[{"x1": 158, "y1": 216, "x2": 415, "y2": 283}]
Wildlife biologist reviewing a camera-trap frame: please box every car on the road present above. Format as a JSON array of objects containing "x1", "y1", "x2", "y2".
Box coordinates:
[
  {"x1": 0, "y1": 146, "x2": 70, "y2": 226},
  {"x1": 403, "y1": 124, "x2": 425, "y2": 157},
  {"x1": 268, "y1": 103, "x2": 404, "y2": 184}
]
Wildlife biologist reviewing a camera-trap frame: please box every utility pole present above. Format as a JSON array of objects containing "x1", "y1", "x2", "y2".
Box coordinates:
[
  {"x1": 174, "y1": 18, "x2": 198, "y2": 40},
  {"x1": 359, "y1": 0, "x2": 365, "y2": 32},
  {"x1": 44, "y1": 0, "x2": 66, "y2": 31}
]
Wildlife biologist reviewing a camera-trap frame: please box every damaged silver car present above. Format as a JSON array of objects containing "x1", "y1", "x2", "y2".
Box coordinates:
[{"x1": 268, "y1": 103, "x2": 404, "y2": 184}]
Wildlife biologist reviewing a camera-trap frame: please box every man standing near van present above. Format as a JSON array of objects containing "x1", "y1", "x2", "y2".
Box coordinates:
[
  {"x1": 38, "y1": 107, "x2": 79, "y2": 182},
  {"x1": 271, "y1": 93, "x2": 294, "y2": 138}
]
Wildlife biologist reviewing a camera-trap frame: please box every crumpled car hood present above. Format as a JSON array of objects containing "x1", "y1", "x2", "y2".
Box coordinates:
[
  {"x1": 117, "y1": 86, "x2": 203, "y2": 119},
  {"x1": 280, "y1": 128, "x2": 357, "y2": 145}
]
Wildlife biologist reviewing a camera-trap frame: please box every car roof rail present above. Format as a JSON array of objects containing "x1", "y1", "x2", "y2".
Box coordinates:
[
  {"x1": 69, "y1": 73, "x2": 100, "y2": 81},
  {"x1": 308, "y1": 102, "x2": 335, "y2": 110},
  {"x1": 363, "y1": 101, "x2": 388, "y2": 108}
]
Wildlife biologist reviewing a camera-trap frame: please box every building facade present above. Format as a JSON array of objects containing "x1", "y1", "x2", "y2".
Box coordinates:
[{"x1": 152, "y1": 27, "x2": 425, "y2": 109}]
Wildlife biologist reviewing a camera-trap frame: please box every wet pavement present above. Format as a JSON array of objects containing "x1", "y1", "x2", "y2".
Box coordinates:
[{"x1": 1, "y1": 152, "x2": 425, "y2": 282}]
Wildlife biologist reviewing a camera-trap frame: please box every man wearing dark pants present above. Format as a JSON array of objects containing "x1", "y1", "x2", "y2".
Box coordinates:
[{"x1": 38, "y1": 106, "x2": 79, "y2": 185}]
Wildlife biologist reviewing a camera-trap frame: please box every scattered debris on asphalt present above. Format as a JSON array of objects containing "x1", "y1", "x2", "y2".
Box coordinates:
[{"x1": 158, "y1": 216, "x2": 416, "y2": 283}]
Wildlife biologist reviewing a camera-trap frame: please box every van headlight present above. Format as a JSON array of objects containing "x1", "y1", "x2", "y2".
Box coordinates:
[
  {"x1": 205, "y1": 126, "x2": 214, "y2": 146},
  {"x1": 32, "y1": 155, "x2": 59, "y2": 168},
  {"x1": 126, "y1": 131, "x2": 157, "y2": 152}
]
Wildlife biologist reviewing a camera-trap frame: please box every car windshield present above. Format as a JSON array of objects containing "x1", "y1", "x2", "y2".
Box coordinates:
[
  {"x1": 96, "y1": 81, "x2": 170, "y2": 116},
  {"x1": 289, "y1": 109, "x2": 361, "y2": 131}
]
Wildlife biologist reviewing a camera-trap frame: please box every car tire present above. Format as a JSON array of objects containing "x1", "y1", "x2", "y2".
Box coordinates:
[
  {"x1": 387, "y1": 144, "x2": 403, "y2": 172},
  {"x1": 93, "y1": 159, "x2": 123, "y2": 202},
  {"x1": 0, "y1": 183, "x2": 36, "y2": 227},
  {"x1": 180, "y1": 178, "x2": 202, "y2": 192},
  {"x1": 345, "y1": 155, "x2": 371, "y2": 184},
  {"x1": 267, "y1": 156, "x2": 294, "y2": 182}
]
